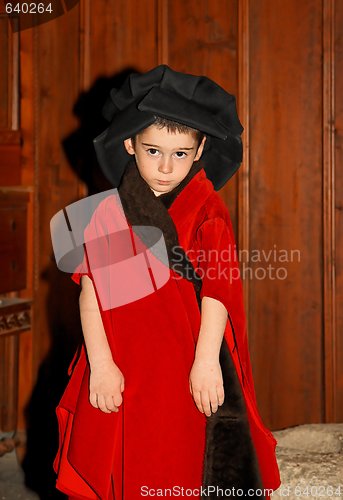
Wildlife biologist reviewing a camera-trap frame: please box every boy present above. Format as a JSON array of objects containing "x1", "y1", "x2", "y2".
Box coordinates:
[{"x1": 53, "y1": 65, "x2": 281, "y2": 499}]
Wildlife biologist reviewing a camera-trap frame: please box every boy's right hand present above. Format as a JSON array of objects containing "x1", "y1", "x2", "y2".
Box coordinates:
[{"x1": 89, "y1": 360, "x2": 125, "y2": 413}]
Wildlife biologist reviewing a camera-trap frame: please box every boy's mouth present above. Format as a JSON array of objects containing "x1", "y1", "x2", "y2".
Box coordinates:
[{"x1": 156, "y1": 179, "x2": 171, "y2": 185}]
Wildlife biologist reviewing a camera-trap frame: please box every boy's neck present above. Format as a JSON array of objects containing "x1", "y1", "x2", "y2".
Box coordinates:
[{"x1": 149, "y1": 186, "x2": 162, "y2": 197}]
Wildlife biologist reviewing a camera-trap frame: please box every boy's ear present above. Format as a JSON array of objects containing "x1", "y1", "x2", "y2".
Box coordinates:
[
  {"x1": 123, "y1": 138, "x2": 135, "y2": 155},
  {"x1": 194, "y1": 135, "x2": 207, "y2": 161}
]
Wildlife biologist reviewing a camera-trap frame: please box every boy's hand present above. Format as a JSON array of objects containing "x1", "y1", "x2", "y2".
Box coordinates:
[
  {"x1": 89, "y1": 359, "x2": 125, "y2": 413},
  {"x1": 189, "y1": 356, "x2": 224, "y2": 417}
]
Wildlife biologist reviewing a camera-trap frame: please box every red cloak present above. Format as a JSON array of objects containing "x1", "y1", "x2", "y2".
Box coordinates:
[{"x1": 53, "y1": 167, "x2": 281, "y2": 499}]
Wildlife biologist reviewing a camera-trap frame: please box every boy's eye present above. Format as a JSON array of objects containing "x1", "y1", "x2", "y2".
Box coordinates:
[
  {"x1": 147, "y1": 148, "x2": 159, "y2": 156},
  {"x1": 175, "y1": 151, "x2": 187, "y2": 158}
]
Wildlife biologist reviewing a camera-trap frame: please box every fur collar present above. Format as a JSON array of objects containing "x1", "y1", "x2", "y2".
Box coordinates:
[{"x1": 117, "y1": 159, "x2": 203, "y2": 301}]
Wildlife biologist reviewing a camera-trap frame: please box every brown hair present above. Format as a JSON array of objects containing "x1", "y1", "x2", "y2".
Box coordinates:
[{"x1": 131, "y1": 115, "x2": 205, "y2": 149}]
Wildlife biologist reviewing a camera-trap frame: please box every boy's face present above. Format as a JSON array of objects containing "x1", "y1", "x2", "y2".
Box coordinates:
[{"x1": 123, "y1": 124, "x2": 206, "y2": 196}]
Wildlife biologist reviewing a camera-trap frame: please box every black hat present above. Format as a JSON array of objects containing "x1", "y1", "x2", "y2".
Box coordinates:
[{"x1": 93, "y1": 65, "x2": 244, "y2": 191}]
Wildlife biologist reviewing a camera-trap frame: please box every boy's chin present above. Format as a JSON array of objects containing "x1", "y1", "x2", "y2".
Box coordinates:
[{"x1": 149, "y1": 186, "x2": 172, "y2": 197}]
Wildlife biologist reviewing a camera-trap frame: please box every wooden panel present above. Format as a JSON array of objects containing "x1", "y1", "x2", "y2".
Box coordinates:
[
  {"x1": 323, "y1": 0, "x2": 336, "y2": 422},
  {"x1": 0, "y1": 13, "x2": 21, "y2": 183},
  {"x1": 0, "y1": 334, "x2": 19, "y2": 431},
  {"x1": 0, "y1": 190, "x2": 29, "y2": 293},
  {"x1": 88, "y1": 0, "x2": 157, "y2": 79},
  {"x1": 0, "y1": 16, "x2": 9, "y2": 128},
  {"x1": 333, "y1": 0, "x2": 343, "y2": 421},
  {"x1": 0, "y1": 131, "x2": 22, "y2": 186},
  {"x1": 166, "y1": 0, "x2": 240, "y2": 234},
  {"x1": 0, "y1": 13, "x2": 19, "y2": 130},
  {"x1": 249, "y1": 0, "x2": 324, "y2": 428},
  {"x1": 0, "y1": 206, "x2": 27, "y2": 293}
]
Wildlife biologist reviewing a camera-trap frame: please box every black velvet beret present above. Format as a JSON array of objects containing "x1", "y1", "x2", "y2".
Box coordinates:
[{"x1": 93, "y1": 64, "x2": 244, "y2": 190}]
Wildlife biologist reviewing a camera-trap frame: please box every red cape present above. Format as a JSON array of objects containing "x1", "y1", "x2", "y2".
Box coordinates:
[{"x1": 53, "y1": 168, "x2": 281, "y2": 499}]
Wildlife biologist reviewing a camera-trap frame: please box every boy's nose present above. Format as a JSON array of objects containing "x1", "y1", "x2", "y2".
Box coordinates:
[{"x1": 158, "y1": 157, "x2": 173, "y2": 174}]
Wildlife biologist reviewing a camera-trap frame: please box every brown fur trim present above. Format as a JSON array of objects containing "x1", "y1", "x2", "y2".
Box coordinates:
[
  {"x1": 202, "y1": 337, "x2": 265, "y2": 498},
  {"x1": 117, "y1": 159, "x2": 203, "y2": 298}
]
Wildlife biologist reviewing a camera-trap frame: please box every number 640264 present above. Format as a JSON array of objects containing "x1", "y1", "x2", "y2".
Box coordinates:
[{"x1": 5, "y1": 3, "x2": 53, "y2": 14}]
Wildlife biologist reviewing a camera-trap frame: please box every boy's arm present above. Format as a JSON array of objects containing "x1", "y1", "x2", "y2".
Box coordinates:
[
  {"x1": 79, "y1": 275, "x2": 113, "y2": 367},
  {"x1": 190, "y1": 216, "x2": 243, "y2": 417},
  {"x1": 189, "y1": 296, "x2": 227, "y2": 418},
  {"x1": 80, "y1": 275, "x2": 125, "y2": 413},
  {"x1": 195, "y1": 295, "x2": 228, "y2": 360}
]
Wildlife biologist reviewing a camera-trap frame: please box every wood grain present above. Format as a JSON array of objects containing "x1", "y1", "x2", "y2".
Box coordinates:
[{"x1": 249, "y1": 0, "x2": 324, "y2": 427}]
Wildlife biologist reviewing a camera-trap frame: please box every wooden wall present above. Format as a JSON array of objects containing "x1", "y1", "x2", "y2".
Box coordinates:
[
  {"x1": 247, "y1": 0, "x2": 342, "y2": 427},
  {"x1": 1, "y1": 0, "x2": 342, "y2": 443},
  {"x1": 249, "y1": 0, "x2": 326, "y2": 427}
]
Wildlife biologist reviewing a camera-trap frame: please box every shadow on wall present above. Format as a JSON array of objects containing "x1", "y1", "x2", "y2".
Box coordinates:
[{"x1": 21, "y1": 67, "x2": 139, "y2": 499}]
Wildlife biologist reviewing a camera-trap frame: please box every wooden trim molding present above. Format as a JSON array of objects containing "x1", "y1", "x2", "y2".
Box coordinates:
[
  {"x1": 238, "y1": 0, "x2": 250, "y2": 332},
  {"x1": 0, "y1": 310, "x2": 31, "y2": 336},
  {"x1": 323, "y1": 0, "x2": 337, "y2": 422},
  {"x1": 79, "y1": 0, "x2": 91, "y2": 92},
  {"x1": 0, "y1": 298, "x2": 32, "y2": 337},
  {"x1": 157, "y1": 0, "x2": 169, "y2": 65}
]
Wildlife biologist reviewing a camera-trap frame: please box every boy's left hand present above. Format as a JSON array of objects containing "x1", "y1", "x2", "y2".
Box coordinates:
[{"x1": 189, "y1": 357, "x2": 225, "y2": 417}]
